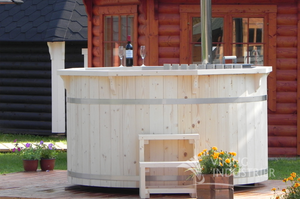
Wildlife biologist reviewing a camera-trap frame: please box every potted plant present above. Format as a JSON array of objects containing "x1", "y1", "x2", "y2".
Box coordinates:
[
  {"x1": 38, "y1": 141, "x2": 58, "y2": 171},
  {"x1": 13, "y1": 140, "x2": 41, "y2": 172},
  {"x1": 186, "y1": 146, "x2": 240, "y2": 199}
]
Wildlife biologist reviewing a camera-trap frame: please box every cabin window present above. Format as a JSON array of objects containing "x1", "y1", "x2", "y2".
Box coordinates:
[
  {"x1": 191, "y1": 17, "x2": 224, "y2": 64},
  {"x1": 232, "y1": 18, "x2": 264, "y2": 65},
  {"x1": 104, "y1": 15, "x2": 134, "y2": 67}
]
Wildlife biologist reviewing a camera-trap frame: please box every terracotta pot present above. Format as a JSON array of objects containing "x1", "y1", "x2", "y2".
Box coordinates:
[
  {"x1": 196, "y1": 174, "x2": 233, "y2": 199},
  {"x1": 23, "y1": 160, "x2": 38, "y2": 172},
  {"x1": 40, "y1": 158, "x2": 56, "y2": 171}
]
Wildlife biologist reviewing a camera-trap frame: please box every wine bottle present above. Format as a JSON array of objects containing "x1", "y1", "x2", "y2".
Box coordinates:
[{"x1": 126, "y1": 35, "x2": 133, "y2": 67}]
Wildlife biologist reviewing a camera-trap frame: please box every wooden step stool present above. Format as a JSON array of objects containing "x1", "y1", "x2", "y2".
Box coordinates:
[{"x1": 139, "y1": 134, "x2": 200, "y2": 198}]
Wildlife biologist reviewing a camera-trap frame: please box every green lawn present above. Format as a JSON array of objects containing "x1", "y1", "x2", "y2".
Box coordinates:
[{"x1": 268, "y1": 158, "x2": 300, "y2": 180}]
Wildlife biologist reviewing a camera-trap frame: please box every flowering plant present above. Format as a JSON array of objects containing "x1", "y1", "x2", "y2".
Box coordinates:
[
  {"x1": 13, "y1": 140, "x2": 41, "y2": 160},
  {"x1": 272, "y1": 172, "x2": 300, "y2": 199},
  {"x1": 38, "y1": 141, "x2": 57, "y2": 159},
  {"x1": 187, "y1": 146, "x2": 240, "y2": 178}
]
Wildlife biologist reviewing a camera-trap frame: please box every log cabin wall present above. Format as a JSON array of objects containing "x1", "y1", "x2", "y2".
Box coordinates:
[{"x1": 86, "y1": 0, "x2": 300, "y2": 156}]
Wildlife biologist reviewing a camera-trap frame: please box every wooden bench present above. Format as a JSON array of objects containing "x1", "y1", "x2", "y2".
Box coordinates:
[{"x1": 139, "y1": 134, "x2": 200, "y2": 198}]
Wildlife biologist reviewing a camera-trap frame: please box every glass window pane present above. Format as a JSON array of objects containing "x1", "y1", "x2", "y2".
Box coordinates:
[
  {"x1": 121, "y1": 16, "x2": 127, "y2": 41},
  {"x1": 192, "y1": 44, "x2": 202, "y2": 64},
  {"x1": 128, "y1": 16, "x2": 134, "y2": 41},
  {"x1": 233, "y1": 18, "x2": 248, "y2": 43},
  {"x1": 112, "y1": 16, "x2": 119, "y2": 41},
  {"x1": 104, "y1": 16, "x2": 112, "y2": 41},
  {"x1": 192, "y1": 17, "x2": 201, "y2": 43},
  {"x1": 212, "y1": 44, "x2": 223, "y2": 64},
  {"x1": 232, "y1": 44, "x2": 248, "y2": 64},
  {"x1": 249, "y1": 18, "x2": 264, "y2": 43},
  {"x1": 212, "y1": 18, "x2": 223, "y2": 43},
  {"x1": 249, "y1": 45, "x2": 263, "y2": 65}
]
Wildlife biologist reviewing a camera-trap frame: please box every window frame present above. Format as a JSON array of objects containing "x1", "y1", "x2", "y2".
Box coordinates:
[{"x1": 96, "y1": 5, "x2": 138, "y2": 67}]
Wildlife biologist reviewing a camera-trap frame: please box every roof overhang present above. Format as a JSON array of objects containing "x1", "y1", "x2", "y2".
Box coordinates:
[{"x1": 0, "y1": 0, "x2": 23, "y2": 4}]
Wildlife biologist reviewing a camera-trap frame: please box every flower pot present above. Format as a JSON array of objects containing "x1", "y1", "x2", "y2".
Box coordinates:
[
  {"x1": 40, "y1": 158, "x2": 56, "y2": 171},
  {"x1": 23, "y1": 160, "x2": 38, "y2": 172},
  {"x1": 196, "y1": 174, "x2": 233, "y2": 199}
]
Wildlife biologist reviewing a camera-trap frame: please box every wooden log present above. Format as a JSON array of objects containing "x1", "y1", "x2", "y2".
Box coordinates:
[
  {"x1": 268, "y1": 113, "x2": 297, "y2": 125},
  {"x1": 92, "y1": 47, "x2": 101, "y2": 57},
  {"x1": 158, "y1": 36, "x2": 180, "y2": 47},
  {"x1": 0, "y1": 120, "x2": 51, "y2": 130},
  {"x1": 158, "y1": 25, "x2": 180, "y2": 36},
  {"x1": 0, "y1": 70, "x2": 51, "y2": 79},
  {"x1": 268, "y1": 125, "x2": 297, "y2": 137},
  {"x1": 158, "y1": 4, "x2": 179, "y2": 13},
  {"x1": 277, "y1": 36, "x2": 297, "y2": 47},
  {"x1": 0, "y1": 103, "x2": 51, "y2": 112},
  {"x1": 0, "y1": 62, "x2": 51, "y2": 70},
  {"x1": 93, "y1": 16, "x2": 101, "y2": 26},
  {"x1": 138, "y1": 36, "x2": 146, "y2": 46},
  {"x1": 277, "y1": 58, "x2": 297, "y2": 70},
  {"x1": 92, "y1": 26, "x2": 101, "y2": 36},
  {"x1": 268, "y1": 147, "x2": 297, "y2": 157},
  {"x1": 268, "y1": 136, "x2": 297, "y2": 147},
  {"x1": 158, "y1": 14, "x2": 180, "y2": 25},
  {"x1": 272, "y1": 103, "x2": 297, "y2": 114},
  {"x1": 0, "y1": 87, "x2": 51, "y2": 95},
  {"x1": 0, "y1": 128, "x2": 51, "y2": 135},
  {"x1": 277, "y1": 4, "x2": 298, "y2": 14},
  {"x1": 138, "y1": 14, "x2": 146, "y2": 25},
  {"x1": 277, "y1": 14, "x2": 297, "y2": 26},
  {"x1": 276, "y1": 92, "x2": 297, "y2": 103},
  {"x1": 0, "y1": 112, "x2": 51, "y2": 121},
  {"x1": 277, "y1": 81, "x2": 297, "y2": 92},
  {"x1": 138, "y1": 25, "x2": 147, "y2": 36},
  {"x1": 0, "y1": 54, "x2": 50, "y2": 62},
  {"x1": 93, "y1": 57, "x2": 101, "y2": 67},
  {"x1": 277, "y1": 25, "x2": 297, "y2": 37},
  {"x1": 277, "y1": 70, "x2": 297, "y2": 81},
  {"x1": 93, "y1": 0, "x2": 140, "y2": 6},
  {"x1": 0, "y1": 78, "x2": 51, "y2": 87},
  {"x1": 92, "y1": 36, "x2": 100, "y2": 47},
  {"x1": 0, "y1": 95, "x2": 51, "y2": 104},
  {"x1": 158, "y1": 47, "x2": 180, "y2": 58},
  {"x1": 158, "y1": 58, "x2": 180, "y2": 65},
  {"x1": 277, "y1": 47, "x2": 297, "y2": 59}
]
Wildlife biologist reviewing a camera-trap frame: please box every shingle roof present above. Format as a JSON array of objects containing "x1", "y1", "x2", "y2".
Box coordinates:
[{"x1": 0, "y1": 0, "x2": 87, "y2": 41}]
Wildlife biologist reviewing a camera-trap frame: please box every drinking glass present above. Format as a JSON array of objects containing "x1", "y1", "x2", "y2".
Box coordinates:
[
  {"x1": 140, "y1": 46, "x2": 146, "y2": 67},
  {"x1": 119, "y1": 46, "x2": 124, "y2": 67}
]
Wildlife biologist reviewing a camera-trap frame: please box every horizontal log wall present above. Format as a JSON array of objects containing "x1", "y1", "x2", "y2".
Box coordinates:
[
  {"x1": 0, "y1": 41, "x2": 86, "y2": 135},
  {"x1": 0, "y1": 41, "x2": 52, "y2": 135},
  {"x1": 268, "y1": 3, "x2": 298, "y2": 156}
]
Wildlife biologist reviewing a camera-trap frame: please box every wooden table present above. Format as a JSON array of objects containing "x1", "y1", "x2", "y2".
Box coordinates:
[{"x1": 58, "y1": 66, "x2": 272, "y2": 187}]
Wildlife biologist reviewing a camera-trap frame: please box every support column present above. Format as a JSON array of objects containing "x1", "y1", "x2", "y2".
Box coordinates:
[{"x1": 48, "y1": 41, "x2": 65, "y2": 134}]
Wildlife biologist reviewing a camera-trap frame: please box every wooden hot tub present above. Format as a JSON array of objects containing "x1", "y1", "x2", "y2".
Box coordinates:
[{"x1": 58, "y1": 66, "x2": 272, "y2": 187}]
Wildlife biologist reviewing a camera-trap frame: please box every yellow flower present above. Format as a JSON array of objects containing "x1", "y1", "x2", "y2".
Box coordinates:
[
  {"x1": 198, "y1": 152, "x2": 202, "y2": 157},
  {"x1": 294, "y1": 183, "x2": 300, "y2": 188},
  {"x1": 225, "y1": 159, "x2": 231, "y2": 164},
  {"x1": 203, "y1": 149, "x2": 207, "y2": 152},
  {"x1": 282, "y1": 188, "x2": 286, "y2": 192},
  {"x1": 199, "y1": 159, "x2": 203, "y2": 162},
  {"x1": 219, "y1": 157, "x2": 222, "y2": 160},
  {"x1": 234, "y1": 165, "x2": 237, "y2": 168},
  {"x1": 271, "y1": 188, "x2": 276, "y2": 191},
  {"x1": 213, "y1": 154, "x2": 218, "y2": 159},
  {"x1": 220, "y1": 151, "x2": 225, "y2": 155},
  {"x1": 212, "y1": 146, "x2": 218, "y2": 151},
  {"x1": 288, "y1": 176, "x2": 294, "y2": 181},
  {"x1": 231, "y1": 152, "x2": 237, "y2": 156},
  {"x1": 297, "y1": 178, "x2": 300, "y2": 181},
  {"x1": 291, "y1": 172, "x2": 297, "y2": 178},
  {"x1": 283, "y1": 178, "x2": 288, "y2": 182}
]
